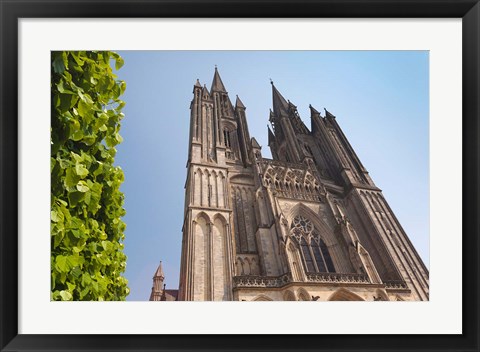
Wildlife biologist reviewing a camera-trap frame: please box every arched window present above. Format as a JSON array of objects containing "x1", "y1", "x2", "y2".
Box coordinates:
[
  {"x1": 290, "y1": 215, "x2": 336, "y2": 273},
  {"x1": 223, "y1": 128, "x2": 232, "y2": 148}
]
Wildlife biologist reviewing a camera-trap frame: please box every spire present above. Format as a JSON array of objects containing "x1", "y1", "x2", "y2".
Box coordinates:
[
  {"x1": 201, "y1": 84, "x2": 210, "y2": 99},
  {"x1": 211, "y1": 66, "x2": 227, "y2": 93},
  {"x1": 271, "y1": 81, "x2": 289, "y2": 117},
  {"x1": 251, "y1": 137, "x2": 261, "y2": 149},
  {"x1": 324, "y1": 108, "x2": 336, "y2": 118},
  {"x1": 235, "y1": 95, "x2": 246, "y2": 109},
  {"x1": 309, "y1": 104, "x2": 321, "y2": 117},
  {"x1": 194, "y1": 79, "x2": 202, "y2": 88},
  {"x1": 153, "y1": 261, "x2": 165, "y2": 280}
]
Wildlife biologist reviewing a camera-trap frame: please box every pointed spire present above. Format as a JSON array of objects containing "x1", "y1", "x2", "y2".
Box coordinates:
[
  {"x1": 235, "y1": 95, "x2": 246, "y2": 109},
  {"x1": 153, "y1": 261, "x2": 165, "y2": 279},
  {"x1": 211, "y1": 66, "x2": 227, "y2": 93},
  {"x1": 271, "y1": 81, "x2": 289, "y2": 117},
  {"x1": 201, "y1": 84, "x2": 210, "y2": 99},
  {"x1": 309, "y1": 104, "x2": 321, "y2": 117},
  {"x1": 194, "y1": 79, "x2": 202, "y2": 88},
  {"x1": 324, "y1": 108, "x2": 336, "y2": 118},
  {"x1": 251, "y1": 137, "x2": 261, "y2": 149}
]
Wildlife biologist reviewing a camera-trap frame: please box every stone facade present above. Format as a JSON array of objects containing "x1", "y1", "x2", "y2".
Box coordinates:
[{"x1": 171, "y1": 69, "x2": 428, "y2": 301}]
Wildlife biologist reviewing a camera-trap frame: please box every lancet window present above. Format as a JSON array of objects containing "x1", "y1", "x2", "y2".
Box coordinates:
[
  {"x1": 290, "y1": 215, "x2": 335, "y2": 273},
  {"x1": 223, "y1": 128, "x2": 232, "y2": 148}
]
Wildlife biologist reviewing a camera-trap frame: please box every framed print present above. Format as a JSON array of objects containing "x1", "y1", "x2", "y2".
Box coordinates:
[{"x1": 1, "y1": 1, "x2": 479, "y2": 351}]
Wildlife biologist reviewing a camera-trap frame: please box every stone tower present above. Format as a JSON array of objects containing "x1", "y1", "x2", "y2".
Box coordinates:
[
  {"x1": 177, "y1": 69, "x2": 429, "y2": 301},
  {"x1": 149, "y1": 261, "x2": 178, "y2": 301},
  {"x1": 149, "y1": 261, "x2": 165, "y2": 301}
]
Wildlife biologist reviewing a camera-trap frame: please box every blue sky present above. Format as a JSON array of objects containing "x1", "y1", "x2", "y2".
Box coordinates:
[{"x1": 114, "y1": 51, "x2": 429, "y2": 301}]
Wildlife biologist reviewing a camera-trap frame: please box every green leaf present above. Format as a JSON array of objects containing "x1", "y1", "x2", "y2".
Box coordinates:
[
  {"x1": 52, "y1": 54, "x2": 65, "y2": 74},
  {"x1": 57, "y1": 80, "x2": 74, "y2": 94},
  {"x1": 68, "y1": 191, "x2": 85, "y2": 207},
  {"x1": 75, "y1": 164, "x2": 89, "y2": 178},
  {"x1": 76, "y1": 180, "x2": 89, "y2": 192},
  {"x1": 59, "y1": 290, "x2": 73, "y2": 301},
  {"x1": 67, "y1": 255, "x2": 83, "y2": 268},
  {"x1": 51, "y1": 210, "x2": 62, "y2": 223},
  {"x1": 77, "y1": 99, "x2": 93, "y2": 122},
  {"x1": 55, "y1": 255, "x2": 68, "y2": 272},
  {"x1": 115, "y1": 56, "x2": 124, "y2": 70},
  {"x1": 65, "y1": 168, "x2": 81, "y2": 187}
]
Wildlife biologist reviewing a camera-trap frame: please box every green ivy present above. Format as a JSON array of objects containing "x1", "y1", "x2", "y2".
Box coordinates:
[{"x1": 51, "y1": 51, "x2": 129, "y2": 301}]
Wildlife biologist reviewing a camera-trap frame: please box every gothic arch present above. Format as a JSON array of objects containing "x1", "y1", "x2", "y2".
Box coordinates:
[
  {"x1": 243, "y1": 257, "x2": 251, "y2": 275},
  {"x1": 252, "y1": 294, "x2": 273, "y2": 301},
  {"x1": 236, "y1": 257, "x2": 245, "y2": 275},
  {"x1": 195, "y1": 211, "x2": 211, "y2": 224},
  {"x1": 283, "y1": 290, "x2": 296, "y2": 301},
  {"x1": 286, "y1": 203, "x2": 334, "y2": 244},
  {"x1": 297, "y1": 288, "x2": 310, "y2": 301},
  {"x1": 212, "y1": 213, "x2": 227, "y2": 224},
  {"x1": 286, "y1": 205, "x2": 338, "y2": 274},
  {"x1": 212, "y1": 215, "x2": 229, "y2": 300},
  {"x1": 193, "y1": 212, "x2": 210, "y2": 300},
  {"x1": 328, "y1": 288, "x2": 365, "y2": 301},
  {"x1": 222, "y1": 120, "x2": 237, "y2": 131},
  {"x1": 287, "y1": 240, "x2": 304, "y2": 282}
]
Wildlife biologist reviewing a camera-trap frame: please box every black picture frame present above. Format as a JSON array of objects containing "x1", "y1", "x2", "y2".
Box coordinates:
[{"x1": 1, "y1": 1, "x2": 478, "y2": 351}]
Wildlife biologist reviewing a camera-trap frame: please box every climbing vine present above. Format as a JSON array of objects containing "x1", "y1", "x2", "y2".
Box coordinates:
[{"x1": 51, "y1": 51, "x2": 129, "y2": 300}]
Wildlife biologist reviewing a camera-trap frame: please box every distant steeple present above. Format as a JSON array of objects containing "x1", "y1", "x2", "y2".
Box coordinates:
[
  {"x1": 235, "y1": 95, "x2": 246, "y2": 109},
  {"x1": 271, "y1": 81, "x2": 289, "y2": 117},
  {"x1": 150, "y1": 261, "x2": 165, "y2": 301},
  {"x1": 194, "y1": 79, "x2": 202, "y2": 88},
  {"x1": 211, "y1": 66, "x2": 227, "y2": 93},
  {"x1": 154, "y1": 261, "x2": 165, "y2": 280}
]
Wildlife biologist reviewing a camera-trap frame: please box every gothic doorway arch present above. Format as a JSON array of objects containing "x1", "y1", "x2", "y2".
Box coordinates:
[{"x1": 328, "y1": 288, "x2": 365, "y2": 301}]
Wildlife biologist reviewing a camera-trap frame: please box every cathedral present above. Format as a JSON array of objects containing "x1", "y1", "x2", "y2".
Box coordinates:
[{"x1": 150, "y1": 68, "x2": 429, "y2": 302}]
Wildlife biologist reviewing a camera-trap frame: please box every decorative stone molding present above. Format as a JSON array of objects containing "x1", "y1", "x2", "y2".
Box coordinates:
[
  {"x1": 384, "y1": 280, "x2": 409, "y2": 290},
  {"x1": 233, "y1": 273, "x2": 292, "y2": 288},
  {"x1": 306, "y1": 272, "x2": 370, "y2": 284},
  {"x1": 233, "y1": 271, "x2": 371, "y2": 288}
]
